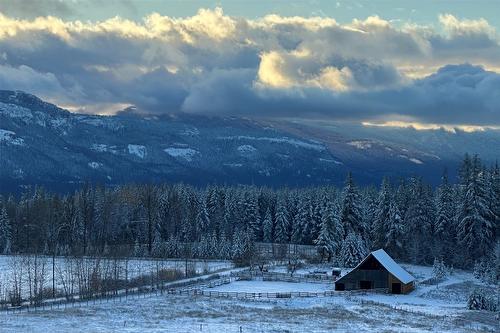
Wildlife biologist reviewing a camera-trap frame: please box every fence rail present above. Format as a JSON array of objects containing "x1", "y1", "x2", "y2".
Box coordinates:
[
  {"x1": 254, "y1": 243, "x2": 317, "y2": 258},
  {"x1": 167, "y1": 289, "x2": 337, "y2": 298},
  {"x1": 231, "y1": 271, "x2": 334, "y2": 283},
  {"x1": 0, "y1": 268, "x2": 230, "y2": 313},
  {"x1": 1, "y1": 262, "x2": 340, "y2": 314}
]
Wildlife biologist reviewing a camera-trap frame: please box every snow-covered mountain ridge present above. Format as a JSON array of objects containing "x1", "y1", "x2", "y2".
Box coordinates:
[{"x1": 1, "y1": 90, "x2": 499, "y2": 192}]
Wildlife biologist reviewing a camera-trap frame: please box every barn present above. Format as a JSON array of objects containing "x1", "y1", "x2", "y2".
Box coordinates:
[{"x1": 334, "y1": 249, "x2": 415, "y2": 294}]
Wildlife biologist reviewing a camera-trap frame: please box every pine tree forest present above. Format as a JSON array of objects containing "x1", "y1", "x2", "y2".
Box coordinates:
[{"x1": 0, "y1": 154, "x2": 498, "y2": 269}]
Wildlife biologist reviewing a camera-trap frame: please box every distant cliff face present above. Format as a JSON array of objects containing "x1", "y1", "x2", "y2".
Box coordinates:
[{"x1": 1, "y1": 90, "x2": 499, "y2": 192}]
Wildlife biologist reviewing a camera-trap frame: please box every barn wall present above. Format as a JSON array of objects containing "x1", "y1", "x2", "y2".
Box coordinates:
[
  {"x1": 388, "y1": 273, "x2": 414, "y2": 294},
  {"x1": 334, "y1": 253, "x2": 415, "y2": 293},
  {"x1": 402, "y1": 281, "x2": 415, "y2": 294},
  {"x1": 388, "y1": 273, "x2": 400, "y2": 293},
  {"x1": 337, "y1": 269, "x2": 389, "y2": 290}
]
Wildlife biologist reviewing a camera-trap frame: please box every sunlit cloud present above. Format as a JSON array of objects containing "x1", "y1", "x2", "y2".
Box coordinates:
[
  {"x1": 362, "y1": 121, "x2": 500, "y2": 133},
  {"x1": 0, "y1": 8, "x2": 499, "y2": 126}
]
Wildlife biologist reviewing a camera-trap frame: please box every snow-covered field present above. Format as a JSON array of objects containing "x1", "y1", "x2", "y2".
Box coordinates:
[
  {"x1": 206, "y1": 280, "x2": 333, "y2": 293},
  {"x1": 0, "y1": 255, "x2": 233, "y2": 299},
  {"x1": 0, "y1": 262, "x2": 497, "y2": 332},
  {"x1": 0, "y1": 288, "x2": 495, "y2": 333}
]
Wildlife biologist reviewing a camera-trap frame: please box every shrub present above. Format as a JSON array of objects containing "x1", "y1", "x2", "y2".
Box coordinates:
[
  {"x1": 432, "y1": 257, "x2": 448, "y2": 279},
  {"x1": 157, "y1": 268, "x2": 183, "y2": 282},
  {"x1": 467, "y1": 288, "x2": 498, "y2": 312},
  {"x1": 35, "y1": 287, "x2": 65, "y2": 301}
]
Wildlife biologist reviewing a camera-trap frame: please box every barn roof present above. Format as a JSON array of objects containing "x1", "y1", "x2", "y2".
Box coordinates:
[
  {"x1": 338, "y1": 249, "x2": 415, "y2": 284},
  {"x1": 370, "y1": 249, "x2": 415, "y2": 284}
]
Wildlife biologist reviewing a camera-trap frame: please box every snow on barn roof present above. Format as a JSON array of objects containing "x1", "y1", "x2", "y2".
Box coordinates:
[
  {"x1": 371, "y1": 249, "x2": 415, "y2": 284},
  {"x1": 338, "y1": 249, "x2": 415, "y2": 284}
]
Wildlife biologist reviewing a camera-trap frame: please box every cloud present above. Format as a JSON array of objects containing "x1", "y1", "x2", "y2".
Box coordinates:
[
  {"x1": 0, "y1": 9, "x2": 499, "y2": 125},
  {"x1": 0, "y1": 64, "x2": 66, "y2": 96},
  {"x1": 182, "y1": 63, "x2": 500, "y2": 126},
  {"x1": 256, "y1": 49, "x2": 404, "y2": 91},
  {"x1": 439, "y1": 14, "x2": 495, "y2": 38}
]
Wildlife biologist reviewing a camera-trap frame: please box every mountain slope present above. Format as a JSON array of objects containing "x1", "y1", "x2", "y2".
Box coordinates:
[{"x1": 1, "y1": 90, "x2": 499, "y2": 191}]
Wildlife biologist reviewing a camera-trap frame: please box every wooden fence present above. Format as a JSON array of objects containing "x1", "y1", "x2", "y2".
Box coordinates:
[
  {"x1": 167, "y1": 289, "x2": 337, "y2": 299},
  {"x1": 254, "y1": 243, "x2": 317, "y2": 259},
  {"x1": 230, "y1": 271, "x2": 334, "y2": 283},
  {"x1": 0, "y1": 270, "x2": 228, "y2": 313},
  {"x1": 0, "y1": 262, "x2": 338, "y2": 313}
]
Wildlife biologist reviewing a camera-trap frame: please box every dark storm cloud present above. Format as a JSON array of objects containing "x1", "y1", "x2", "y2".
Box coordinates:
[{"x1": 182, "y1": 64, "x2": 500, "y2": 126}]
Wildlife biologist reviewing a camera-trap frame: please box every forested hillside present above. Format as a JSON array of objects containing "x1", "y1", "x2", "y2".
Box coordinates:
[{"x1": 0, "y1": 154, "x2": 498, "y2": 271}]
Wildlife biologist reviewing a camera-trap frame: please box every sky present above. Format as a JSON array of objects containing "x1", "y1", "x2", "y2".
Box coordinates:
[{"x1": 0, "y1": 0, "x2": 499, "y2": 128}]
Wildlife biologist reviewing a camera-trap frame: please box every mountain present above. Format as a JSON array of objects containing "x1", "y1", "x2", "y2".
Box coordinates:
[{"x1": 1, "y1": 90, "x2": 499, "y2": 192}]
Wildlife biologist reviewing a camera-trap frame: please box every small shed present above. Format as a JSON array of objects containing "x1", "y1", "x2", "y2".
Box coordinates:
[{"x1": 334, "y1": 249, "x2": 415, "y2": 294}]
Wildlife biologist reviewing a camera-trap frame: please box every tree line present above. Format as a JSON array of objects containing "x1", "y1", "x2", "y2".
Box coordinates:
[{"x1": 0, "y1": 154, "x2": 498, "y2": 269}]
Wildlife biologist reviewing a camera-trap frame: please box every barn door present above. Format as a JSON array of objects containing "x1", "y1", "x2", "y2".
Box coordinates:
[{"x1": 392, "y1": 283, "x2": 401, "y2": 294}]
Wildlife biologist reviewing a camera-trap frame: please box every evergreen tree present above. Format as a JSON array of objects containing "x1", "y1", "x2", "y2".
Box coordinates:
[
  {"x1": 340, "y1": 173, "x2": 363, "y2": 236},
  {"x1": 315, "y1": 201, "x2": 343, "y2": 261},
  {"x1": 196, "y1": 234, "x2": 209, "y2": 258},
  {"x1": 195, "y1": 197, "x2": 210, "y2": 240},
  {"x1": 274, "y1": 197, "x2": 289, "y2": 243},
  {"x1": 432, "y1": 257, "x2": 448, "y2": 280},
  {"x1": 152, "y1": 229, "x2": 164, "y2": 257},
  {"x1": 231, "y1": 229, "x2": 247, "y2": 265},
  {"x1": 157, "y1": 188, "x2": 170, "y2": 237},
  {"x1": 262, "y1": 208, "x2": 274, "y2": 243},
  {"x1": 208, "y1": 231, "x2": 219, "y2": 258},
  {"x1": 434, "y1": 169, "x2": 455, "y2": 261},
  {"x1": 165, "y1": 234, "x2": 179, "y2": 257},
  {"x1": 0, "y1": 207, "x2": 12, "y2": 254},
  {"x1": 373, "y1": 178, "x2": 391, "y2": 249},
  {"x1": 361, "y1": 186, "x2": 377, "y2": 248},
  {"x1": 290, "y1": 215, "x2": 302, "y2": 244},
  {"x1": 311, "y1": 195, "x2": 324, "y2": 242},
  {"x1": 295, "y1": 195, "x2": 313, "y2": 244},
  {"x1": 218, "y1": 231, "x2": 232, "y2": 259},
  {"x1": 457, "y1": 156, "x2": 494, "y2": 265},
  {"x1": 404, "y1": 178, "x2": 435, "y2": 264},
  {"x1": 222, "y1": 194, "x2": 235, "y2": 239},
  {"x1": 489, "y1": 163, "x2": 500, "y2": 243},
  {"x1": 385, "y1": 199, "x2": 405, "y2": 258},
  {"x1": 243, "y1": 192, "x2": 260, "y2": 240},
  {"x1": 340, "y1": 232, "x2": 368, "y2": 267}
]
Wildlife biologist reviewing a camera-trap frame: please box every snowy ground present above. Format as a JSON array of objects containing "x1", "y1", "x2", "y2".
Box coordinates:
[
  {"x1": 0, "y1": 290, "x2": 496, "y2": 332},
  {"x1": 0, "y1": 262, "x2": 497, "y2": 332},
  {"x1": 206, "y1": 280, "x2": 333, "y2": 293},
  {"x1": 270, "y1": 263, "x2": 498, "y2": 317},
  {"x1": 0, "y1": 255, "x2": 233, "y2": 299}
]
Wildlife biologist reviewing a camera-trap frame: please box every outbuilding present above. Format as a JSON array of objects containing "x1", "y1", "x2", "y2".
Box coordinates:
[{"x1": 334, "y1": 249, "x2": 415, "y2": 294}]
